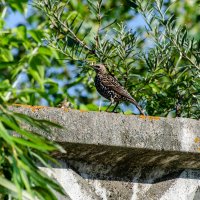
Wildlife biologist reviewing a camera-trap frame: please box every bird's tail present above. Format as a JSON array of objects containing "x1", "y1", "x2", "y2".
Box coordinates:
[{"x1": 129, "y1": 98, "x2": 146, "y2": 116}]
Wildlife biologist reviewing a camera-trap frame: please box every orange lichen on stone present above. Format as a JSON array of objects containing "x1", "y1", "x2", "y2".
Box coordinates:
[
  {"x1": 139, "y1": 115, "x2": 160, "y2": 120},
  {"x1": 79, "y1": 110, "x2": 87, "y2": 112},
  {"x1": 13, "y1": 104, "x2": 47, "y2": 112},
  {"x1": 30, "y1": 106, "x2": 47, "y2": 112},
  {"x1": 61, "y1": 108, "x2": 69, "y2": 112},
  {"x1": 194, "y1": 137, "x2": 200, "y2": 143}
]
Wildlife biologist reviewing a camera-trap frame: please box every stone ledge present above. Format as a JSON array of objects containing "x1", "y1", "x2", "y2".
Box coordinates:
[{"x1": 10, "y1": 105, "x2": 200, "y2": 170}]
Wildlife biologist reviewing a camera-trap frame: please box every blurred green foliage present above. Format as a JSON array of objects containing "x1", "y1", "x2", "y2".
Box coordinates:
[
  {"x1": 0, "y1": 0, "x2": 199, "y2": 198},
  {"x1": 0, "y1": 0, "x2": 66, "y2": 199},
  {"x1": 169, "y1": 0, "x2": 200, "y2": 39}
]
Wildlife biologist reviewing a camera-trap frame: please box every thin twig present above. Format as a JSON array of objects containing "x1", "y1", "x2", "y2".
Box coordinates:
[
  {"x1": 48, "y1": 43, "x2": 91, "y2": 64},
  {"x1": 52, "y1": 14, "x2": 95, "y2": 55},
  {"x1": 95, "y1": 0, "x2": 102, "y2": 48}
]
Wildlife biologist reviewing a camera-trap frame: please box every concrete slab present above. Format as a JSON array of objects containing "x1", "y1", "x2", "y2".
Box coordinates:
[{"x1": 10, "y1": 106, "x2": 200, "y2": 200}]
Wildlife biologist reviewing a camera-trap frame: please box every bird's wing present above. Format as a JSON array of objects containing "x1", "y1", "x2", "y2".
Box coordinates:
[
  {"x1": 101, "y1": 74, "x2": 133, "y2": 100},
  {"x1": 101, "y1": 74, "x2": 145, "y2": 115}
]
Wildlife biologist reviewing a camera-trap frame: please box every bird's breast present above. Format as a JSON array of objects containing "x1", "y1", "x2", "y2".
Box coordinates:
[{"x1": 94, "y1": 75, "x2": 119, "y2": 101}]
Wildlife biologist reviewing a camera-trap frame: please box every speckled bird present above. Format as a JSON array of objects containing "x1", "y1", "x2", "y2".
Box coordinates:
[{"x1": 92, "y1": 64, "x2": 145, "y2": 115}]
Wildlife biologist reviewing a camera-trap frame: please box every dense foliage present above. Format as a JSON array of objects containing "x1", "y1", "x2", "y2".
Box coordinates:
[
  {"x1": 0, "y1": 0, "x2": 199, "y2": 199},
  {"x1": 34, "y1": 0, "x2": 200, "y2": 118}
]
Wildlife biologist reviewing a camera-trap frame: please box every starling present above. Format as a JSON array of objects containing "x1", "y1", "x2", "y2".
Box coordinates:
[{"x1": 92, "y1": 64, "x2": 145, "y2": 115}]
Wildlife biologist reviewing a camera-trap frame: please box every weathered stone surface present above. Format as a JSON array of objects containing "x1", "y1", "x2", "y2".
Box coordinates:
[{"x1": 10, "y1": 106, "x2": 200, "y2": 200}]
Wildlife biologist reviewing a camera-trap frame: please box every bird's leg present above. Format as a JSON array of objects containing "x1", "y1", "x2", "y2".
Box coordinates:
[
  {"x1": 106, "y1": 102, "x2": 112, "y2": 112},
  {"x1": 112, "y1": 102, "x2": 119, "y2": 112}
]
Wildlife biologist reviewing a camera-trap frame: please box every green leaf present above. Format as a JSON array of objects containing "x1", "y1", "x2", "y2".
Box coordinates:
[
  {"x1": 28, "y1": 68, "x2": 44, "y2": 88},
  {"x1": 149, "y1": 83, "x2": 160, "y2": 93},
  {"x1": 0, "y1": 48, "x2": 13, "y2": 61},
  {"x1": 9, "y1": 0, "x2": 28, "y2": 13},
  {"x1": 0, "y1": 62, "x2": 16, "y2": 69},
  {"x1": 28, "y1": 30, "x2": 44, "y2": 43},
  {"x1": 13, "y1": 25, "x2": 27, "y2": 40},
  {"x1": 0, "y1": 177, "x2": 32, "y2": 199},
  {"x1": 0, "y1": 121, "x2": 14, "y2": 145},
  {"x1": 0, "y1": 80, "x2": 11, "y2": 90},
  {"x1": 38, "y1": 47, "x2": 53, "y2": 56},
  {"x1": 0, "y1": 115, "x2": 58, "y2": 151}
]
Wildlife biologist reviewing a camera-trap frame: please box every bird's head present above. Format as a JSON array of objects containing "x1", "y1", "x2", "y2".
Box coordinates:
[{"x1": 91, "y1": 64, "x2": 107, "y2": 74}]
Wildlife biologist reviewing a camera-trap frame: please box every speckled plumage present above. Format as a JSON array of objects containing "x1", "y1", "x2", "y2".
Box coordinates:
[{"x1": 92, "y1": 64, "x2": 145, "y2": 115}]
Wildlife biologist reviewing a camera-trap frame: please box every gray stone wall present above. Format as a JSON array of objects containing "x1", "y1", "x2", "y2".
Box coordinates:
[{"x1": 11, "y1": 106, "x2": 200, "y2": 200}]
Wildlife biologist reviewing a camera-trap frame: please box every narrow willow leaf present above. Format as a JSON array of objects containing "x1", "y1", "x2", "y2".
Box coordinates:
[
  {"x1": 181, "y1": 29, "x2": 187, "y2": 46},
  {"x1": 0, "y1": 121, "x2": 14, "y2": 145},
  {"x1": 69, "y1": 13, "x2": 79, "y2": 28},
  {"x1": 75, "y1": 21, "x2": 84, "y2": 35},
  {"x1": 0, "y1": 177, "x2": 32, "y2": 200}
]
